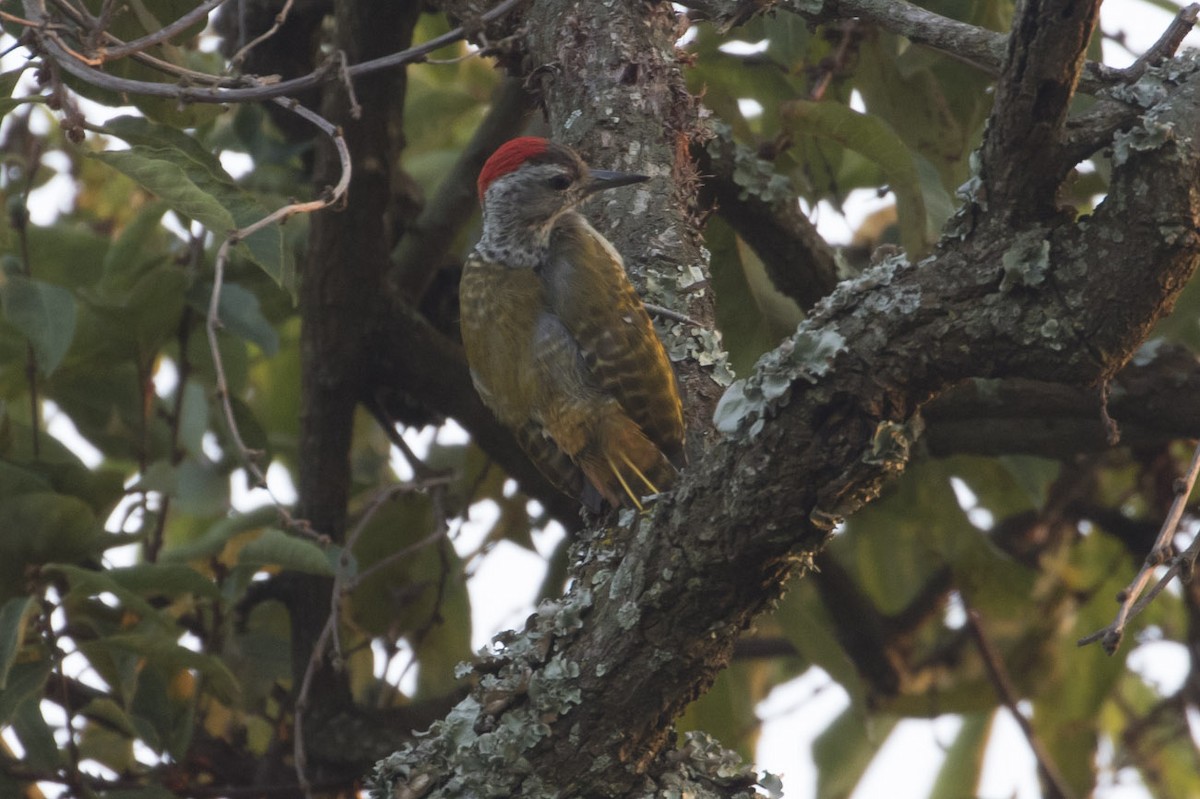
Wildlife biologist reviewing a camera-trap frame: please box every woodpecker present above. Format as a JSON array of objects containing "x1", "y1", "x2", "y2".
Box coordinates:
[{"x1": 460, "y1": 137, "x2": 685, "y2": 510}]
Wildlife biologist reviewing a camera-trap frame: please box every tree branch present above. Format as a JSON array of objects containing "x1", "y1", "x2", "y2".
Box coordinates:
[
  {"x1": 21, "y1": 0, "x2": 528, "y2": 103},
  {"x1": 684, "y1": 0, "x2": 1157, "y2": 95},
  {"x1": 978, "y1": 0, "x2": 1101, "y2": 219},
  {"x1": 923, "y1": 344, "x2": 1200, "y2": 458},
  {"x1": 965, "y1": 608, "x2": 1075, "y2": 799},
  {"x1": 696, "y1": 127, "x2": 839, "y2": 311}
]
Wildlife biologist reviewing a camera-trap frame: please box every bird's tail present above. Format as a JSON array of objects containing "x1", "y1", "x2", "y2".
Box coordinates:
[{"x1": 580, "y1": 415, "x2": 678, "y2": 510}]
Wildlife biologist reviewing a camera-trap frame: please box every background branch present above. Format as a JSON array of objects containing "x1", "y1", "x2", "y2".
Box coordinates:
[
  {"x1": 695, "y1": 129, "x2": 839, "y2": 311},
  {"x1": 389, "y1": 76, "x2": 535, "y2": 303},
  {"x1": 979, "y1": 0, "x2": 1102, "y2": 219}
]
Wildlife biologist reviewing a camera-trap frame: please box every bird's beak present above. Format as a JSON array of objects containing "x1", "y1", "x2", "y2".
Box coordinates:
[{"x1": 586, "y1": 169, "x2": 650, "y2": 195}]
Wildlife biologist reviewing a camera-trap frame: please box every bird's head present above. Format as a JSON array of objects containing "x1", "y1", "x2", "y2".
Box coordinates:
[{"x1": 476, "y1": 137, "x2": 649, "y2": 238}]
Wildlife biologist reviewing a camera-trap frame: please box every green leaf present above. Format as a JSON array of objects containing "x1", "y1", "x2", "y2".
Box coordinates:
[
  {"x1": 99, "y1": 201, "x2": 172, "y2": 295},
  {"x1": 0, "y1": 494, "x2": 99, "y2": 601},
  {"x1": 813, "y1": 709, "x2": 898, "y2": 799},
  {"x1": 78, "y1": 263, "x2": 187, "y2": 359},
  {"x1": 707, "y1": 217, "x2": 800, "y2": 376},
  {"x1": 80, "y1": 697, "x2": 140, "y2": 739},
  {"x1": 0, "y1": 460, "x2": 52, "y2": 496},
  {"x1": 160, "y1": 505, "x2": 277, "y2": 563},
  {"x1": 23, "y1": 222, "x2": 110, "y2": 290},
  {"x1": 177, "y1": 380, "x2": 209, "y2": 457},
  {"x1": 92, "y1": 147, "x2": 237, "y2": 233},
  {"x1": 0, "y1": 661, "x2": 51, "y2": 725},
  {"x1": 11, "y1": 695, "x2": 62, "y2": 771},
  {"x1": 45, "y1": 563, "x2": 165, "y2": 624},
  {"x1": 175, "y1": 457, "x2": 230, "y2": 517},
  {"x1": 782, "y1": 100, "x2": 930, "y2": 256},
  {"x1": 929, "y1": 712, "x2": 991, "y2": 799},
  {"x1": 133, "y1": 457, "x2": 229, "y2": 517},
  {"x1": 0, "y1": 274, "x2": 77, "y2": 375},
  {"x1": 0, "y1": 67, "x2": 29, "y2": 118},
  {"x1": 101, "y1": 631, "x2": 240, "y2": 705},
  {"x1": 0, "y1": 596, "x2": 34, "y2": 689},
  {"x1": 93, "y1": 117, "x2": 284, "y2": 284},
  {"x1": 106, "y1": 563, "x2": 221, "y2": 601},
  {"x1": 238, "y1": 528, "x2": 335, "y2": 576},
  {"x1": 80, "y1": 710, "x2": 137, "y2": 773},
  {"x1": 773, "y1": 580, "x2": 867, "y2": 709},
  {"x1": 677, "y1": 661, "x2": 771, "y2": 762}
]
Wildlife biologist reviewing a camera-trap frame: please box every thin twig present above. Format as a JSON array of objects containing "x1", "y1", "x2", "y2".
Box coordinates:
[
  {"x1": 0, "y1": 9, "x2": 43, "y2": 27},
  {"x1": 42, "y1": 0, "x2": 246, "y2": 87},
  {"x1": 294, "y1": 477, "x2": 452, "y2": 795},
  {"x1": 335, "y1": 50, "x2": 362, "y2": 120},
  {"x1": 93, "y1": 0, "x2": 230, "y2": 61},
  {"x1": 808, "y1": 20, "x2": 860, "y2": 102},
  {"x1": 1079, "y1": 437, "x2": 1200, "y2": 653},
  {"x1": 644, "y1": 301, "x2": 704, "y2": 328},
  {"x1": 1114, "y1": 3, "x2": 1200, "y2": 83},
  {"x1": 329, "y1": 481, "x2": 423, "y2": 661},
  {"x1": 347, "y1": 487, "x2": 454, "y2": 591},
  {"x1": 22, "y1": 0, "x2": 529, "y2": 104},
  {"x1": 965, "y1": 608, "x2": 1075, "y2": 799},
  {"x1": 229, "y1": 0, "x2": 294, "y2": 67},
  {"x1": 8, "y1": 146, "x2": 41, "y2": 458},
  {"x1": 367, "y1": 399, "x2": 449, "y2": 483},
  {"x1": 292, "y1": 614, "x2": 334, "y2": 798},
  {"x1": 205, "y1": 97, "x2": 349, "y2": 540}
]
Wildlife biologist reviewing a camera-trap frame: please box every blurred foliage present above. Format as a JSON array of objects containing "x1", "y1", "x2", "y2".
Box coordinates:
[{"x1": 0, "y1": 1, "x2": 1196, "y2": 798}]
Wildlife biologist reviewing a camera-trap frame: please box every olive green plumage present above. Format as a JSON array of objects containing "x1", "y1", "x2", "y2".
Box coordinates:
[{"x1": 461, "y1": 137, "x2": 685, "y2": 509}]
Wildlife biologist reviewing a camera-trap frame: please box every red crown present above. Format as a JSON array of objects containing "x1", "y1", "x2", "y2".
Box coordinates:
[{"x1": 477, "y1": 137, "x2": 551, "y2": 202}]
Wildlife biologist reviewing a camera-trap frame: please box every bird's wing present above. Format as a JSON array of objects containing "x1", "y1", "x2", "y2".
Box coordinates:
[
  {"x1": 461, "y1": 253, "x2": 591, "y2": 504},
  {"x1": 541, "y1": 215, "x2": 685, "y2": 467}
]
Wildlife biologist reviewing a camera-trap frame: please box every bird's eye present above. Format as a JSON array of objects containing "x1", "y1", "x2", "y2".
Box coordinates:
[{"x1": 548, "y1": 174, "x2": 572, "y2": 191}]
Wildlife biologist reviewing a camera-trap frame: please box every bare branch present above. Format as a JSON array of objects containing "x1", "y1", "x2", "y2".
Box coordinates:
[
  {"x1": 372, "y1": 55, "x2": 1200, "y2": 797},
  {"x1": 924, "y1": 345, "x2": 1200, "y2": 458},
  {"x1": 229, "y1": 0, "x2": 294, "y2": 67},
  {"x1": 772, "y1": 0, "x2": 1125, "y2": 94},
  {"x1": 696, "y1": 129, "x2": 839, "y2": 311},
  {"x1": 1115, "y1": 3, "x2": 1200, "y2": 83},
  {"x1": 1079, "y1": 436, "x2": 1200, "y2": 653},
  {"x1": 92, "y1": 0, "x2": 230, "y2": 61},
  {"x1": 22, "y1": 0, "x2": 529, "y2": 103},
  {"x1": 978, "y1": 0, "x2": 1102, "y2": 219},
  {"x1": 966, "y1": 608, "x2": 1075, "y2": 799},
  {"x1": 293, "y1": 614, "x2": 335, "y2": 798}
]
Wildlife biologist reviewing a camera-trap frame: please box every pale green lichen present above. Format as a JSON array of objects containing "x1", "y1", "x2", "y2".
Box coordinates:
[
  {"x1": 1113, "y1": 115, "x2": 1177, "y2": 166},
  {"x1": 714, "y1": 325, "x2": 848, "y2": 436},
  {"x1": 616, "y1": 600, "x2": 641, "y2": 629},
  {"x1": 999, "y1": 234, "x2": 1051, "y2": 292},
  {"x1": 1040, "y1": 317, "x2": 1063, "y2": 349},
  {"x1": 1107, "y1": 72, "x2": 1169, "y2": 109},
  {"x1": 706, "y1": 121, "x2": 795, "y2": 205},
  {"x1": 1131, "y1": 337, "x2": 1168, "y2": 367},
  {"x1": 369, "y1": 586, "x2": 601, "y2": 799},
  {"x1": 629, "y1": 731, "x2": 773, "y2": 799}
]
